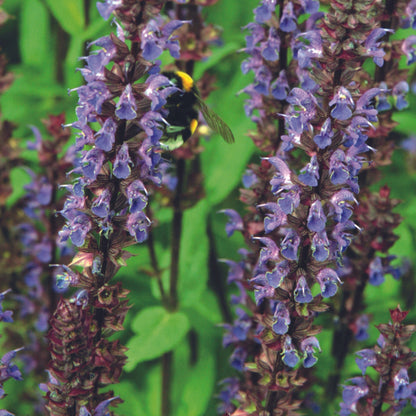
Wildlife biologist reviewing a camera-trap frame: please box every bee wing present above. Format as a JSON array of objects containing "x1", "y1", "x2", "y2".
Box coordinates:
[{"x1": 196, "y1": 96, "x2": 235, "y2": 144}]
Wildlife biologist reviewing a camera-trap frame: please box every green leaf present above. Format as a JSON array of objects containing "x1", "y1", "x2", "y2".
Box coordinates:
[
  {"x1": 177, "y1": 200, "x2": 210, "y2": 307},
  {"x1": 125, "y1": 306, "x2": 190, "y2": 371},
  {"x1": 174, "y1": 346, "x2": 216, "y2": 416},
  {"x1": 112, "y1": 381, "x2": 149, "y2": 416},
  {"x1": 20, "y1": 0, "x2": 50, "y2": 69},
  {"x1": 44, "y1": 0, "x2": 85, "y2": 35}
]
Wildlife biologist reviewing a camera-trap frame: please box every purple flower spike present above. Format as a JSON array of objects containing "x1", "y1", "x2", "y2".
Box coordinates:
[
  {"x1": 113, "y1": 143, "x2": 132, "y2": 179},
  {"x1": 294, "y1": 276, "x2": 313, "y2": 303},
  {"x1": 282, "y1": 336, "x2": 299, "y2": 367},
  {"x1": 329, "y1": 87, "x2": 354, "y2": 120},
  {"x1": 220, "y1": 209, "x2": 244, "y2": 237},
  {"x1": 307, "y1": 200, "x2": 326, "y2": 233},
  {"x1": 301, "y1": 337, "x2": 321, "y2": 368},
  {"x1": 272, "y1": 302, "x2": 290, "y2": 335},
  {"x1": 316, "y1": 268, "x2": 341, "y2": 298},
  {"x1": 95, "y1": 117, "x2": 116, "y2": 151},
  {"x1": 115, "y1": 84, "x2": 137, "y2": 120},
  {"x1": 355, "y1": 349, "x2": 376, "y2": 375}
]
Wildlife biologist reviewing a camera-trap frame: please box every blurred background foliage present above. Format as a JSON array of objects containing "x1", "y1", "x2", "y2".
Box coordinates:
[{"x1": 0, "y1": 0, "x2": 415, "y2": 415}]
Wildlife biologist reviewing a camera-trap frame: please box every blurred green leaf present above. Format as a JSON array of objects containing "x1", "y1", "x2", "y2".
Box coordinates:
[
  {"x1": 125, "y1": 306, "x2": 190, "y2": 370},
  {"x1": 177, "y1": 200, "x2": 209, "y2": 307},
  {"x1": 44, "y1": 0, "x2": 85, "y2": 35},
  {"x1": 20, "y1": 0, "x2": 50, "y2": 69},
  {"x1": 112, "y1": 381, "x2": 149, "y2": 416}
]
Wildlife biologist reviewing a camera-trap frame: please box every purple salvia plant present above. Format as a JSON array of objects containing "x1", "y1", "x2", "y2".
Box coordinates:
[
  {"x1": 0, "y1": 290, "x2": 23, "y2": 416},
  {"x1": 326, "y1": 0, "x2": 414, "y2": 396},
  {"x1": 220, "y1": 0, "x2": 415, "y2": 414},
  {"x1": 45, "y1": 1, "x2": 188, "y2": 414},
  {"x1": 340, "y1": 306, "x2": 416, "y2": 415}
]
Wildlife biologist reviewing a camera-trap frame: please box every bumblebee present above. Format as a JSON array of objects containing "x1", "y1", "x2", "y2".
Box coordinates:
[{"x1": 160, "y1": 71, "x2": 235, "y2": 150}]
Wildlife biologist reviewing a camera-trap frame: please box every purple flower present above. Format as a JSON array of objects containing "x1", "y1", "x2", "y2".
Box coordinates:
[
  {"x1": 301, "y1": 337, "x2": 321, "y2": 368},
  {"x1": 126, "y1": 180, "x2": 148, "y2": 213},
  {"x1": 311, "y1": 231, "x2": 330, "y2": 262},
  {"x1": 145, "y1": 74, "x2": 178, "y2": 111},
  {"x1": 220, "y1": 209, "x2": 244, "y2": 237},
  {"x1": 0, "y1": 348, "x2": 24, "y2": 382},
  {"x1": 82, "y1": 148, "x2": 105, "y2": 180},
  {"x1": 329, "y1": 150, "x2": 350, "y2": 185},
  {"x1": 368, "y1": 257, "x2": 385, "y2": 286},
  {"x1": 355, "y1": 349, "x2": 376, "y2": 375},
  {"x1": 280, "y1": 2, "x2": 297, "y2": 32},
  {"x1": 69, "y1": 214, "x2": 92, "y2": 247},
  {"x1": 392, "y1": 81, "x2": 409, "y2": 110},
  {"x1": 96, "y1": 0, "x2": 122, "y2": 20},
  {"x1": 230, "y1": 347, "x2": 247, "y2": 371},
  {"x1": 261, "y1": 27, "x2": 280, "y2": 61},
  {"x1": 314, "y1": 118, "x2": 334, "y2": 148},
  {"x1": 294, "y1": 276, "x2": 313, "y2": 303},
  {"x1": 394, "y1": 368, "x2": 411, "y2": 400},
  {"x1": 258, "y1": 203, "x2": 287, "y2": 233},
  {"x1": 272, "y1": 302, "x2": 290, "y2": 334},
  {"x1": 298, "y1": 155, "x2": 320, "y2": 187},
  {"x1": 307, "y1": 200, "x2": 326, "y2": 233},
  {"x1": 91, "y1": 188, "x2": 111, "y2": 218},
  {"x1": 329, "y1": 87, "x2": 354, "y2": 120},
  {"x1": 402, "y1": 35, "x2": 416, "y2": 65},
  {"x1": 95, "y1": 117, "x2": 116, "y2": 151},
  {"x1": 282, "y1": 336, "x2": 299, "y2": 367},
  {"x1": 254, "y1": 0, "x2": 277, "y2": 23},
  {"x1": 270, "y1": 70, "x2": 289, "y2": 100},
  {"x1": 316, "y1": 268, "x2": 341, "y2": 298},
  {"x1": 280, "y1": 228, "x2": 300, "y2": 261},
  {"x1": 365, "y1": 28, "x2": 392, "y2": 67},
  {"x1": 127, "y1": 212, "x2": 151, "y2": 243},
  {"x1": 354, "y1": 315, "x2": 369, "y2": 341},
  {"x1": 115, "y1": 84, "x2": 137, "y2": 120},
  {"x1": 113, "y1": 143, "x2": 132, "y2": 179},
  {"x1": 341, "y1": 377, "x2": 368, "y2": 408},
  {"x1": 266, "y1": 260, "x2": 289, "y2": 288},
  {"x1": 255, "y1": 236, "x2": 280, "y2": 268},
  {"x1": 330, "y1": 189, "x2": 356, "y2": 223}
]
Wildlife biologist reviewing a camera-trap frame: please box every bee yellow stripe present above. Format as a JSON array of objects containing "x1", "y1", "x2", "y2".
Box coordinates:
[
  {"x1": 190, "y1": 118, "x2": 198, "y2": 134},
  {"x1": 175, "y1": 70, "x2": 194, "y2": 92}
]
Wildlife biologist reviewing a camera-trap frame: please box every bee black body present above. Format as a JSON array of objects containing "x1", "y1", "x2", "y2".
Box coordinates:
[
  {"x1": 160, "y1": 70, "x2": 235, "y2": 150},
  {"x1": 163, "y1": 71, "x2": 199, "y2": 142}
]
